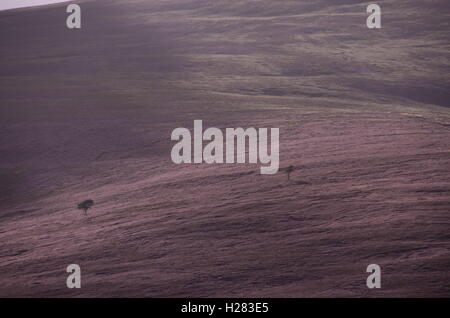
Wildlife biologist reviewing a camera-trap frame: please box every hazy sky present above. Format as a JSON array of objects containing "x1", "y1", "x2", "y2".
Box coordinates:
[{"x1": 0, "y1": 0, "x2": 71, "y2": 11}]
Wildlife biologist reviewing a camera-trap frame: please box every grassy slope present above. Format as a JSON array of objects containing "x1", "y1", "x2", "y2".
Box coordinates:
[{"x1": 0, "y1": 0, "x2": 449, "y2": 297}]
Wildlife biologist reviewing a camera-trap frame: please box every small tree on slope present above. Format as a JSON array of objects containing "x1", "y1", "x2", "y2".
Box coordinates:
[{"x1": 77, "y1": 199, "x2": 94, "y2": 215}]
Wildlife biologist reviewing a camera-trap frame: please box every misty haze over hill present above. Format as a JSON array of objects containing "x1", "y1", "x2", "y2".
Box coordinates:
[
  {"x1": 0, "y1": 0, "x2": 449, "y2": 297},
  {"x1": 0, "y1": 0, "x2": 70, "y2": 11}
]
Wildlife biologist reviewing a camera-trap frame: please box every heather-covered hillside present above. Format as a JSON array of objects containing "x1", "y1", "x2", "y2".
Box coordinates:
[{"x1": 0, "y1": 0, "x2": 449, "y2": 297}]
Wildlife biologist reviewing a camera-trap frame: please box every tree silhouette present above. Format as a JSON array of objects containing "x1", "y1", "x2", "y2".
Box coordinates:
[
  {"x1": 77, "y1": 199, "x2": 94, "y2": 215},
  {"x1": 286, "y1": 165, "x2": 295, "y2": 181}
]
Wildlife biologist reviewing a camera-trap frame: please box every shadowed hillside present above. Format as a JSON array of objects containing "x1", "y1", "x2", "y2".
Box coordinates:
[{"x1": 0, "y1": 0, "x2": 449, "y2": 297}]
